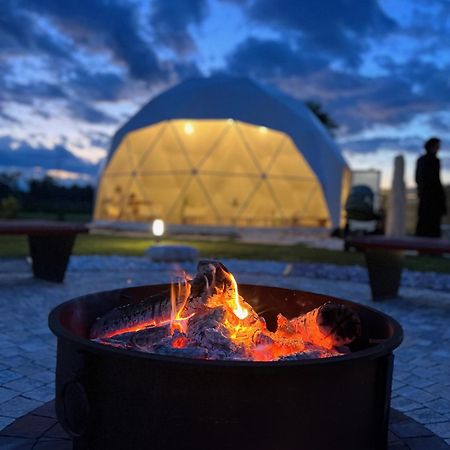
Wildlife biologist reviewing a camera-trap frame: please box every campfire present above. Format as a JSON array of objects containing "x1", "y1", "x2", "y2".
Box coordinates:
[{"x1": 90, "y1": 261, "x2": 361, "y2": 361}]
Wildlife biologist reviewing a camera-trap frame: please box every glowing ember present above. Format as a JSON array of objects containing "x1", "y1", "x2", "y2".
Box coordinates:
[{"x1": 90, "y1": 261, "x2": 361, "y2": 361}]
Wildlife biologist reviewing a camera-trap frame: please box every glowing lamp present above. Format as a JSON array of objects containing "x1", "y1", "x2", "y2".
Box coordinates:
[
  {"x1": 184, "y1": 122, "x2": 194, "y2": 134},
  {"x1": 152, "y1": 219, "x2": 165, "y2": 237}
]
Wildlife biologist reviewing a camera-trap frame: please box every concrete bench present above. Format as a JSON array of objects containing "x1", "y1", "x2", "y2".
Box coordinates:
[
  {"x1": 0, "y1": 220, "x2": 88, "y2": 282},
  {"x1": 345, "y1": 235, "x2": 450, "y2": 301}
]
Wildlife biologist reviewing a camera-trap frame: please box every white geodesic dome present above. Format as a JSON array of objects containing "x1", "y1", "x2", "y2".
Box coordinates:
[{"x1": 95, "y1": 76, "x2": 350, "y2": 228}]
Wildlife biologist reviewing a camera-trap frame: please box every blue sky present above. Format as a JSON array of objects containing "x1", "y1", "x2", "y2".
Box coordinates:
[{"x1": 1, "y1": 0, "x2": 449, "y2": 188}]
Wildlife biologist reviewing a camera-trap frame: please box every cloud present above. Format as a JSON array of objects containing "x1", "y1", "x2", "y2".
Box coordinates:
[
  {"x1": 65, "y1": 68, "x2": 126, "y2": 102},
  {"x1": 66, "y1": 100, "x2": 117, "y2": 125},
  {"x1": 21, "y1": 0, "x2": 166, "y2": 81},
  {"x1": 340, "y1": 136, "x2": 423, "y2": 154},
  {"x1": 150, "y1": 0, "x2": 209, "y2": 55},
  {"x1": 0, "y1": 136, "x2": 99, "y2": 176},
  {"x1": 244, "y1": 0, "x2": 397, "y2": 67},
  {"x1": 0, "y1": 0, "x2": 73, "y2": 61},
  {"x1": 227, "y1": 37, "x2": 325, "y2": 78}
]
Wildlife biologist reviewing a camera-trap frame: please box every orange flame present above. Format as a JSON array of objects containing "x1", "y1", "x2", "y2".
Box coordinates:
[
  {"x1": 170, "y1": 278, "x2": 193, "y2": 335},
  {"x1": 227, "y1": 273, "x2": 248, "y2": 320}
]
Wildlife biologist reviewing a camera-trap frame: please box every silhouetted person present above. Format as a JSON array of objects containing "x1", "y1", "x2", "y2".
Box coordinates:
[{"x1": 415, "y1": 137, "x2": 447, "y2": 237}]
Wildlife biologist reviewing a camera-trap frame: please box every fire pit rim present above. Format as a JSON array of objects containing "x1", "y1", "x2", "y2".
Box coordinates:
[{"x1": 49, "y1": 283, "x2": 403, "y2": 368}]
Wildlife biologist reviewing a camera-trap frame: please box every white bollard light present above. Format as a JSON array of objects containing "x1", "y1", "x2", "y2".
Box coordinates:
[{"x1": 152, "y1": 219, "x2": 165, "y2": 237}]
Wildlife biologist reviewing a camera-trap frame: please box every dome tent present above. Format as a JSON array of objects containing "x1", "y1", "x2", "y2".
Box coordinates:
[{"x1": 95, "y1": 76, "x2": 350, "y2": 228}]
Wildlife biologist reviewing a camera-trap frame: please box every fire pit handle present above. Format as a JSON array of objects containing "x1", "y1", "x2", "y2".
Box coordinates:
[{"x1": 59, "y1": 376, "x2": 90, "y2": 438}]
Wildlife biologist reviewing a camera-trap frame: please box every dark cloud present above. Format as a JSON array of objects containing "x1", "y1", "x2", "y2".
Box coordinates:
[
  {"x1": 21, "y1": 0, "x2": 166, "y2": 81},
  {"x1": 0, "y1": 0, "x2": 73, "y2": 61},
  {"x1": 340, "y1": 136, "x2": 423, "y2": 154},
  {"x1": 65, "y1": 69, "x2": 126, "y2": 101},
  {"x1": 244, "y1": 0, "x2": 397, "y2": 67},
  {"x1": 150, "y1": 0, "x2": 208, "y2": 55},
  {"x1": 2, "y1": 81, "x2": 67, "y2": 106},
  {"x1": 67, "y1": 100, "x2": 117, "y2": 125},
  {"x1": 0, "y1": 136, "x2": 98, "y2": 175},
  {"x1": 426, "y1": 115, "x2": 450, "y2": 134},
  {"x1": 87, "y1": 132, "x2": 110, "y2": 150},
  {"x1": 227, "y1": 37, "x2": 325, "y2": 78}
]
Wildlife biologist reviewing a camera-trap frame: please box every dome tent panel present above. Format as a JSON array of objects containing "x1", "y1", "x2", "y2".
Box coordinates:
[
  {"x1": 95, "y1": 175, "x2": 132, "y2": 221},
  {"x1": 135, "y1": 121, "x2": 192, "y2": 173},
  {"x1": 167, "y1": 177, "x2": 220, "y2": 225},
  {"x1": 267, "y1": 135, "x2": 319, "y2": 179},
  {"x1": 238, "y1": 179, "x2": 285, "y2": 227},
  {"x1": 197, "y1": 121, "x2": 262, "y2": 176},
  {"x1": 170, "y1": 119, "x2": 231, "y2": 167},
  {"x1": 234, "y1": 121, "x2": 286, "y2": 172},
  {"x1": 125, "y1": 122, "x2": 167, "y2": 169},
  {"x1": 198, "y1": 173, "x2": 260, "y2": 224},
  {"x1": 137, "y1": 173, "x2": 191, "y2": 219},
  {"x1": 268, "y1": 178, "x2": 329, "y2": 226},
  {"x1": 103, "y1": 136, "x2": 134, "y2": 176}
]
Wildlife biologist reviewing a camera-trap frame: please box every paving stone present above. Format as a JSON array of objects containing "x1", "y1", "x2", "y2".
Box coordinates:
[
  {"x1": 406, "y1": 377, "x2": 436, "y2": 389},
  {"x1": 4, "y1": 356, "x2": 30, "y2": 368},
  {"x1": 391, "y1": 395, "x2": 423, "y2": 412},
  {"x1": 405, "y1": 436, "x2": 450, "y2": 450},
  {"x1": 0, "y1": 396, "x2": 41, "y2": 419},
  {"x1": 0, "y1": 414, "x2": 56, "y2": 438},
  {"x1": 0, "y1": 371, "x2": 23, "y2": 385},
  {"x1": 427, "y1": 399, "x2": 450, "y2": 415},
  {"x1": 27, "y1": 371, "x2": 54, "y2": 384},
  {"x1": 390, "y1": 421, "x2": 433, "y2": 438},
  {"x1": 30, "y1": 401, "x2": 56, "y2": 419},
  {"x1": 407, "y1": 407, "x2": 449, "y2": 425},
  {"x1": 0, "y1": 435, "x2": 34, "y2": 449},
  {"x1": 425, "y1": 422, "x2": 450, "y2": 439},
  {"x1": 0, "y1": 416, "x2": 15, "y2": 429},
  {"x1": 0, "y1": 348, "x2": 21, "y2": 358},
  {"x1": 22, "y1": 385, "x2": 54, "y2": 403},
  {"x1": 12, "y1": 364, "x2": 43, "y2": 378},
  {"x1": 395, "y1": 386, "x2": 439, "y2": 403},
  {"x1": 0, "y1": 388, "x2": 18, "y2": 404},
  {"x1": 3, "y1": 378, "x2": 45, "y2": 394}
]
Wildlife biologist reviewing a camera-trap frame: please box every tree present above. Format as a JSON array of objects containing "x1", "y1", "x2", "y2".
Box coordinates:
[{"x1": 306, "y1": 101, "x2": 339, "y2": 135}]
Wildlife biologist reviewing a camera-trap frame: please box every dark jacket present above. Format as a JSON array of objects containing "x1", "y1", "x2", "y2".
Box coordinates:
[{"x1": 415, "y1": 153, "x2": 447, "y2": 216}]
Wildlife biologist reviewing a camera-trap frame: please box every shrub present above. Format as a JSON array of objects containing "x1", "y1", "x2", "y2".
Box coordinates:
[{"x1": 0, "y1": 196, "x2": 20, "y2": 219}]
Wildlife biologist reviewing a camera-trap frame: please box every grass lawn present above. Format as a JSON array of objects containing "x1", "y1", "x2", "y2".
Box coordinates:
[{"x1": 0, "y1": 233, "x2": 449, "y2": 274}]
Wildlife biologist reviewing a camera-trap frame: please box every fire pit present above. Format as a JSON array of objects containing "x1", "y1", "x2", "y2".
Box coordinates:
[{"x1": 49, "y1": 279, "x2": 402, "y2": 450}]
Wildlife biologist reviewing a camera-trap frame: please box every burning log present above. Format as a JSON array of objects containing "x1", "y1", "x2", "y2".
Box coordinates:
[
  {"x1": 275, "y1": 302, "x2": 361, "y2": 350},
  {"x1": 90, "y1": 260, "x2": 361, "y2": 361}
]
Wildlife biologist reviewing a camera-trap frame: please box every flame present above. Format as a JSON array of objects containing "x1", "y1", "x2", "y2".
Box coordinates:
[
  {"x1": 227, "y1": 273, "x2": 248, "y2": 320},
  {"x1": 170, "y1": 277, "x2": 194, "y2": 335}
]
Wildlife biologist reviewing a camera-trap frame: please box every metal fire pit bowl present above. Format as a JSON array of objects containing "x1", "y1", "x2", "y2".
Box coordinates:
[{"x1": 49, "y1": 284, "x2": 403, "y2": 450}]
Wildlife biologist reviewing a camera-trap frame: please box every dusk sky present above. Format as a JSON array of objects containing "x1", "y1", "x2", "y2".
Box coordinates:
[{"x1": 1, "y1": 0, "x2": 449, "y2": 188}]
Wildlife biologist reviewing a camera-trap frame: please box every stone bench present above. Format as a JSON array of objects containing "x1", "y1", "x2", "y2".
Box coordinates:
[
  {"x1": 345, "y1": 235, "x2": 450, "y2": 301},
  {"x1": 0, "y1": 220, "x2": 88, "y2": 282},
  {"x1": 147, "y1": 245, "x2": 199, "y2": 263}
]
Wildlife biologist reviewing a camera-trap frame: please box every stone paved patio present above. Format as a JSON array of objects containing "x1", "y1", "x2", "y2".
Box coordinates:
[{"x1": 0, "y1": 256, "x2": 449, "y2": 445}]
